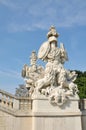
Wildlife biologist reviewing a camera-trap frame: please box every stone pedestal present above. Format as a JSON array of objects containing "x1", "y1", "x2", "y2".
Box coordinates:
[{"x1": 32, "y1": 95, "x2": 82, "y2": 130}]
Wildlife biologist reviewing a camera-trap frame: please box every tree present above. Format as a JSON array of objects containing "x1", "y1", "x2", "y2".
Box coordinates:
[{"x1": 74, "y1": 70, "x2": 86, "y2": 98}]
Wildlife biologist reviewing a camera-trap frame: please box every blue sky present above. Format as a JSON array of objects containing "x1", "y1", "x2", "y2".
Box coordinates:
[{"x1": 0, "y1": 0, "x2": 86, "y2": 94}]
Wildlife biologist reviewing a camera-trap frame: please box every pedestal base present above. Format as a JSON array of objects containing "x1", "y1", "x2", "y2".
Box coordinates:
[{"x1": 32, "y1": 96, "x2": 82, "y2": 130}]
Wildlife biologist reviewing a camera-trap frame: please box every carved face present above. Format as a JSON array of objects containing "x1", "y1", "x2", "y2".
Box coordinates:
[
  {"x1": 50, "y1": 42, "x2": 57, "y2": 49},
  {"x1": 31, "y1": 65, "x2": 37, "y2": 72}
]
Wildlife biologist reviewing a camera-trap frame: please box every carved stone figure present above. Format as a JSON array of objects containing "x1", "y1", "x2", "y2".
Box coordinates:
[
  {"x1": 58, "y1": 69, "x2": 78, "y2": 94},
  {"x1": 49, "y1": 87, "x2": 67, "y2": 106},
  {"x1": 34, "y1": 26, "x2": 79, "y2": 106},
  {"x1": 22, "y1": 51, "x2": 44, "y2": 95},
  {"x1": 22, "y1": 26, "x2": 79, "y2": 106},
  {"x1": 36, "y1": 26, "x2": 68, "y2": 91}
]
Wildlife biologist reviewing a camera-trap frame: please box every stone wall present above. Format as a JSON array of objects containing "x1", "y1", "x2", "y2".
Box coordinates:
[
  {"x1": 0, "y1": 89, "x2": 86, "y2": 130},
  {"x1": 0, "y1": 110, "x2": 32, "y2": 130},
  {"x1": 81, "y1": 99, "x2": 86, "y2": 130}
]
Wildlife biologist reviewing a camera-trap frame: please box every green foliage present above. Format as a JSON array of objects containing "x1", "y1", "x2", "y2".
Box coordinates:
[{"x1": 74, "y1": 70, "x2": 86, "y2": 99}]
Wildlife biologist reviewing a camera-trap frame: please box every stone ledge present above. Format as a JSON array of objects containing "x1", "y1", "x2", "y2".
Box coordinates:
[
  {"x1": 0, "y1": 105, "x2": 32, "y2": 117},
  {"x1": 32, "y1": 111, "x2": 82, "y2": 117}
]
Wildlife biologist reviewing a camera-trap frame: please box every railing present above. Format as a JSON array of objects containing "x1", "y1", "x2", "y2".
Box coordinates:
[
  {"x1": 0, "y1": 89, "x2": 86, "y2": 114},
  {"x1": 79, "y1": 99, "x2": 86, "y2": 110},
  {"x1": 0, "y1": 89, "x2": 32, "y2": 112}
]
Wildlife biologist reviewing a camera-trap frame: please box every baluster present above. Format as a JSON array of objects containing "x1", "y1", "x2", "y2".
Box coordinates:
[
  {"x1": 29, "y1": 99, "x2": 32, "y2": 110},
  {"x1": 84, "y1": 99, "x2": 86, "y2": 109},
  {"x1": 0, "y1": 93, "x2": 1, "y2": 104},
  {"x1": 8, "y1": 96, "x2": 10, "y2": 107},
  {"x1": 9, "y1": 97, "x2": 13, "y2": 109},
  {"x1": 5, "y1": 95, "x2": 9, "y2": 107},
  {"x1": 24, "y1": 99, "x2": 28, "y2": 110},
  {"x1": 1, "y1": 93, "x2": 5, "y2": 106},
  {"x1": 19, "y1": 99, "x2": 24, "y2": 110}
]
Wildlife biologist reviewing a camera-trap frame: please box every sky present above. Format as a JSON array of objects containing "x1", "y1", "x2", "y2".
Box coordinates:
[{"x1": 0, "y1": 0, "x2": 86, "y2": 94}]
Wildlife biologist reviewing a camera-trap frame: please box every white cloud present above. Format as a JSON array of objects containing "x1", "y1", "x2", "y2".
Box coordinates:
[
  {"x1": 1, "y1": 0, "x2": 86, "y2": 32},
  {"x1": 0, "y1": 69, "x2": 21, "y2": 79},
  {"x1": 0, "y1": 0, "x2": 20, "y2": 10},
  {"x1": 7, "y1": 23, "x2": 34, "y2": 33}
]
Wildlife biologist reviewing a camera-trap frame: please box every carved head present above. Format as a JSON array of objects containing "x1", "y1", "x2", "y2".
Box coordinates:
[
  {"x1": 47, "y1": 26, "x2": 59, "y2": 46},
  {"x1": 30, "y1": 51, "x2": 37, "y2": 65},
  {"x1": 47, "y1": 26, "x2": 59, "y2": 38}
]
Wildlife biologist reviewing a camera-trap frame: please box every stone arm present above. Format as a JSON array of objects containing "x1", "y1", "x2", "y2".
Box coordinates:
[
  {"x1": 60, "y1": 43, "x2": 68, "y2": 64},
  {"x1": 21, "y1": 64, "x2": 29, "y2": 78}
]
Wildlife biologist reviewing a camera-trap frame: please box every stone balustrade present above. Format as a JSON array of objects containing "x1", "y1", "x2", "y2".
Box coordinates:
[
  {"x1": 0, "y1": 89, "x2": 86, "y2": 113},
  {"x1": 0, "y1": 89, "x2": 32, "y2": 112},
  {"x1": 79, "y1": 99, "x2": 86, "y2": 110},
  {"x1": 0, "y1": 89, "x2": 14, "y2": 109},
  {"x1": 18, "y1": 97, "x2": 32, "y2": 110},
  {"x1": 84, "y1": 99, "x2": 86, "y2": 110}
]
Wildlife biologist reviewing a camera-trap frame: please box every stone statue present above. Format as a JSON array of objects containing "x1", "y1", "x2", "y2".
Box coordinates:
[
  {"x1": 22, "y1": 51, "x2": 44, "y2": 95},
  {"x1": 22, "y1": 26, "x2": 79, "y2": 106},
  {"x1": 33, "y1": 26, "x2": 79, "y2": 106},
  {"x1": 36, "y1": 26, "x2": 68, "y2": 91}
]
